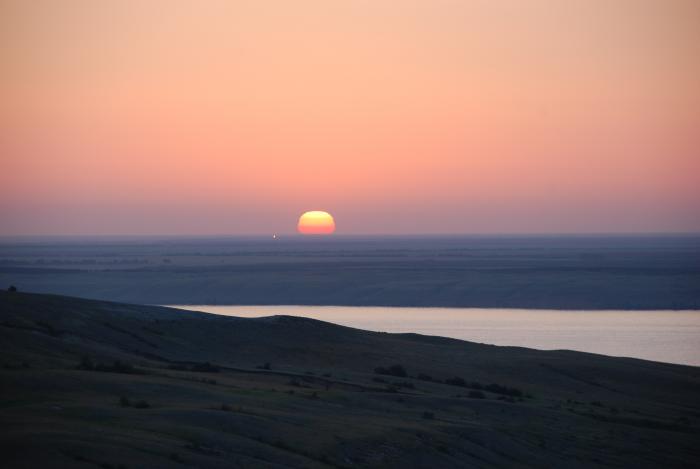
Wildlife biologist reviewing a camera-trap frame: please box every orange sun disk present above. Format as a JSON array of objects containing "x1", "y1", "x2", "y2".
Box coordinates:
[{"x1": 297, "y1": 211, "x2": 336, "y2": 235}]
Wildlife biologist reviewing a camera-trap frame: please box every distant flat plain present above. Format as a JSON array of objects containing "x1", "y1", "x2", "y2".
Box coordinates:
[{"x1": 1, "y1": 235, "x2": 698, "y2": 309}]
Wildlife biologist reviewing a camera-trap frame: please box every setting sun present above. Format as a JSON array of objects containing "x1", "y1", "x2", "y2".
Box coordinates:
[{"x1": 298, "y1": 211, "x2": 336, "y2": 235}]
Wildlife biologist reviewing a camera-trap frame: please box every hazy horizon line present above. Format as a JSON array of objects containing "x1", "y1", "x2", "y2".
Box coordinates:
[{"x1": 1, "y1": 231, "x2": 699, "y2": 242}]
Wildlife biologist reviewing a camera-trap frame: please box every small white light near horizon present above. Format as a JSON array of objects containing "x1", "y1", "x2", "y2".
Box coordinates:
[{"x1": 272, "y1": 234, "x2": 277, "y2": 239}]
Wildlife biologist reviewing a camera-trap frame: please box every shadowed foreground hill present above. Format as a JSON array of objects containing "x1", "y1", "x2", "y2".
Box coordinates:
[{"x1": 1, "y1": 292, "x2": 699, "y2": 468}]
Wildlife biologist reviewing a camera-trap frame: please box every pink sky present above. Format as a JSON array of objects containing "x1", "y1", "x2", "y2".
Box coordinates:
[{"x1": 1, "y1": 0, "x2": 699, "y2": 235}]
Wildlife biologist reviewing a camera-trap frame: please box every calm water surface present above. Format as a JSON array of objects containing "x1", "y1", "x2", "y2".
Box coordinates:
[{"x1": 167, "y1": 305, "x2": 700, "y2": 367}]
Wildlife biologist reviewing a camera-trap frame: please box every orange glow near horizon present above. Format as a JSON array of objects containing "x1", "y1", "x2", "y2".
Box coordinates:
[
  {"x1": 0, "y1": 0, "x2": 698, "y2": 235},
  {"x1": 298, "y1": 211, "x2": 336, "y2": 235}
]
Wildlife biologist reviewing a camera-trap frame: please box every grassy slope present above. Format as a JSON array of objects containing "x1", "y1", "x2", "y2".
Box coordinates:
[{"x1": 1, "y1": 291, "x2": 699, "y2": 468}]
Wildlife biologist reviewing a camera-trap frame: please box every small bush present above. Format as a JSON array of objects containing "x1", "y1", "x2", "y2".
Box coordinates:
[
  {"x1": 374, "y1": 364, "x2": 407, "y2": 377},
  {"x1": 393, "y1": 381, "x2": 415, "y2": 389},
  {"x1": 436, "y1": 445, "x2": 451, "y2": 454},
  {"x1": 483, "y1": 383, "x2": 523, "y2": 397},
  {"x1": 95, "y1": 360, "x2": 140, "y2": 374},
  {"x1": 468, "y1": 390, "x2": 485, "y2": 399},
  {"x1": 77, "y1": 355, "x2": 95, "y2": 371},
  {"x1": 257, "y1": 362, "x2": 272, "y2": 370},
  {"x1": 168, "y1": 362, "x2": 220, "y2": 374},
  {"x1": 119, "y1": 396, "x2": 149, "y2": 408},
  {"x1": 7, "y1": 285, "x2": 17, "y2": 292},
  {"x1": 190, "y1": 362, "x2": 219, "y2": 373},
  {"x1": 80, "y1": 358, "x2": 141, "y2": 374},
  {"x1": 37, "y1": 321, "x2": 60, "y2": 337},
  {"x1": 272, "y1": 439, "x2": 291, "y2": 450},
  {"x1": 416, "y1": 373, "x2": 433, "y2": 381},
  {"x1": 444, "y1": 377, "x2": 467, "y2": 387}
]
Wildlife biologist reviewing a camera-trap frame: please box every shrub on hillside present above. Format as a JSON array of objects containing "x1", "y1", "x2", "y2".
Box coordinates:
[
  {"x1": 95, "y1": 360, "x2": 139, "y2": 374},
  {"x1": 168, "y1": 362, "x2": 219, "y2": 373},
  {"x1": 77, "y1": 355, "x2": 95, "y2": 371},
  {"x1": 483, "y1": 383, "x2": 523, "y2": 397},
  {"x1": 444, "y1": 377, "x2": 467, "y2": 387},
  {"x1": 119, "y1": 396, "x2": 150, "y2": 408},
  {"x1": 78, "y1": 357, "x2": 141, "y2": 374},
  {"x1": 374, "y1": 364, "x2": 407, "y2": 377},
  {"x1": 393, "y1": 381, "x2": 415, "y2": 389},
  {"x1": 190, "y1": 362, "x2": 219, "y2": 373}
]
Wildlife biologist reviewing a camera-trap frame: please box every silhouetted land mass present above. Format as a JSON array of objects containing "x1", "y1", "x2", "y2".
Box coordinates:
[
  {"x1": 1, "y1": 235, "x2": 699, "y2": 309},
  {"x1": 1, "y1": 291, "x2": 699, "y2": 468}
]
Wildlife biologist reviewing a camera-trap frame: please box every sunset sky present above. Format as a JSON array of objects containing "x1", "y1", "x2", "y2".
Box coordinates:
[{"x1": 2, "y1": 0, "x2": 699, "y2": 235}]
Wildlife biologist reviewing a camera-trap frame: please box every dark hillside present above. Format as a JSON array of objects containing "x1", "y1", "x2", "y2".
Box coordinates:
[{"x1": 1, "y1": 291, "x2": 699, "y2": 468}]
